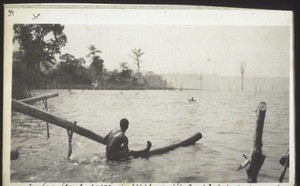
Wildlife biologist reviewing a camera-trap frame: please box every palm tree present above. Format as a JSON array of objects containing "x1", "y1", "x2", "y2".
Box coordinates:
[
  {"x1": 86, "y1": 45, "x2": 103, "y2": 87},
  {"x1": 130, "y1": 48, "x2": 145, "y2": 72},
  {"x1": 86, "y1": 45, "x2": 102, "y2": 59}
]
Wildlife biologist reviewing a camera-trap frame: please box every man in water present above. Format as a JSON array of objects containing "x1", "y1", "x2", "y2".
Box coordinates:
[
  {"x1": 188, "y1": 97, "x2": 196, "y2": 102},
  {"x1": 103, "y1": 118, "x2": 152, "y2": 160}
]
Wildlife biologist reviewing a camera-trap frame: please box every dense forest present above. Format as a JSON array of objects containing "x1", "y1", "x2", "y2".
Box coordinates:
[{"x1": 12, "y1": 24, "x2": 173, "y2": 99}]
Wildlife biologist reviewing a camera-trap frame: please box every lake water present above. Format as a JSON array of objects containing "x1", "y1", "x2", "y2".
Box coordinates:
[{"x1": 11, "y1": 87, "x2": 289, "y2": 183}]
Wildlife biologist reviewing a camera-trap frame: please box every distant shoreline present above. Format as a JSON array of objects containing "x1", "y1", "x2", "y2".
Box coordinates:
[{"x1": 31, "y1": 85, "x2": 175, "y2": 91}]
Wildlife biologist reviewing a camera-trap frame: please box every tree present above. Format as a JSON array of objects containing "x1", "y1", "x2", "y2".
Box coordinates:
[
  {"x1": 240, "y1": 62, "x2": 246, "y2": 91},
  {"x1": 131, "y1": 72, "x2": 146, "y2": 88},
  {"x1": 130, "y1": 48, "x2": 145, "y2": 72},
  {"x1": 106, "y1": 69, "x2": 120, "y2": 85},
  {"x1": 59, "y1": 53, "x2": 77, "y2": 77},
  {"x1": 119, "y1": 62, "x2": 132, "y2": 82},
  {"x1": 144, "y1": 71, "x2": 168, "y2": 89},
  {"x1": 12, "y1": 24, "x2": 67, "y2": 98},
  {"x1": 86, "y1": 45, "x2": 101, "y2": 59},
  {"x1": 60, "y1": 53, "x2": 76, "y2": 65},
  {"x1": 77, "y1": 57, "x2": 86, "y2": 66},
  {"x1": 120, "y1": 62, "x2": 129, "y2": 71},
  {"x1": 86, "y1": 45, "x2": 104, "y2": 87},
  {"x1": 59, "y1": 53, "x2": 86, "y2": 77},
  {"x1": 13, "y1": 24, "x2": 67, "y2": 71}
]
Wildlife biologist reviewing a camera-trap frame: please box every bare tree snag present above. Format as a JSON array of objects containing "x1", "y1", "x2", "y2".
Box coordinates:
[
  {"x1": 246, "y1": 102, "x2": 267, "y2": 183},
  {"x1": 279, "y1": 150, "x2": 289, "y2": 182},
  {"x1": 237, "y1": 102, "x2": 267, "y2": 183},
  {"x1": 240, "y1": 62, "x2": 246, "y2": 91},
  {"x1": 130, "y1": 48, "x2": 145, "y2": 72}
]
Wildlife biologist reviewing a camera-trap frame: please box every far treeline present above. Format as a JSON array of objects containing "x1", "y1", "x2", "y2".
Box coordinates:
[{"x1": 12, "y1": 24, "x2": 173, "y2": 99}]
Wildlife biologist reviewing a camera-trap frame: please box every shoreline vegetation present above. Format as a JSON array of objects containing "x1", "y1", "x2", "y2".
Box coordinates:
[
  {"x1": 12, "y1": 55, "x2": 174, "y2": 99},
  {"x1": 12, "y1": 24, "x2": 173, "y2": 99},
  {"x1": 30, "y1": 84, "x2": 175, "y2": 91}
]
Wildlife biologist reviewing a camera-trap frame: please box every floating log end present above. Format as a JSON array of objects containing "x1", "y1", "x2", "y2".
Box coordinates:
[
  {"x1": 258, "y1": 102, "x2": 267, "y2": 111},
  {"x1": 146, "y1": 132, "x2": 202, "y2": 157},
  {"x1": 11, "y1": 147, "x2": 19, "y2": 160}
]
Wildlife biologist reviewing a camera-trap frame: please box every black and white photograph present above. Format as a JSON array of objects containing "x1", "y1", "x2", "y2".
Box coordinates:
[{"x1": 3, "y1": 4, "x2": 295, "y2": 185}]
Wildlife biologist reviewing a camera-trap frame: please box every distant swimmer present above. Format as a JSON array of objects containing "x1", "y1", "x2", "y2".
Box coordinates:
[
  {"x1": 103, "y1": 118, "x2": 152, "y2": 160},
  {"x1": 188, "y1": 97, "x2": 197, "y2": 103}
]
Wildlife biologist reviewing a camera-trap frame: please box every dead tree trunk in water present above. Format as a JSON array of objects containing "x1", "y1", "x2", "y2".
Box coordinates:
[
  {"x1": 130, "y1": 48, "x2": 145, "y2": 72},
  {"x1": 240, "y1": 62, "x2": 246, "y2": 91},
  {"x1": 246, "y1": 102, "x2": 267, "y2": 183},
  {"x1": 237, "y1": 102, "x2": 267, "y2": 183},
  {"x1": 200, "y1": 73, "x2": 203, "y2": 90},
  {"x1": 279, "y1": 150, "x2": 289, "y2": 182}
]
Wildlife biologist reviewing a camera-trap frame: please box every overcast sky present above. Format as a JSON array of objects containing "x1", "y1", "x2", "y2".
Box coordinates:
[
  {"x1": 60, "y1": 24, "x2": 290, "y2": 77},
  {"x1": 7, "y1": 6, "x2": 292, "y2": 78}
]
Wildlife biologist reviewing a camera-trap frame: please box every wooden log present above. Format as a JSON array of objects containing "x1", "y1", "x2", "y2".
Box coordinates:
[
  {"x1": 41, "y1": 99, "x2": 51, "y2": 138},
  {"x1": 279, "y1": 150, "x2": 289, "y2": 182},
  {"x1": 12, "y1": 99, "x2": 105, "y2": 144},
  {"x1": 279, "y1": 150, "x2": 289, "y2": 166},
  {"x1": 46, "y1": 123, "x2": 50, "y2": 138},
  {"x1": 246, "y1": 102, "x2": 267, "y2": 183},
  {"x1": 279, "y1": 153, "x2": 289, "y2": 182},
  {"x1": 253, "y1": 102, "x2": 267, "y2": 152},
  {"x1": 67, "y1": 121, "x2": 76, "y2": 159},
  {"x1": 143, "y1": 132, "x2": 202, "y2": 157},
  {"x1": 44, "y1": 99, "x2": 50, "y2": 138},
  {"x1": 19, "y1": 92, "x2": 59, "y2": 104}
]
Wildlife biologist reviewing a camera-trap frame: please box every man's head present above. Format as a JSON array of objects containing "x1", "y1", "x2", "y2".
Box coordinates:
[{"x1": 120, "y1": 118, "x2": 129, "y2": 132}]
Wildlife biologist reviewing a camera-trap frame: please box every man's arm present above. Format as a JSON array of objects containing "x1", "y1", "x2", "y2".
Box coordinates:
[
  {"x1": 120, "y1": 135, "x2": 129, "y2": 152},
  {"x1": 103, "y1": 131, "x2": 111, "y2": 145}
]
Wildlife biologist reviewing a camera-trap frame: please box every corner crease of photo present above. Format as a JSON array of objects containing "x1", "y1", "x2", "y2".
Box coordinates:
[{"x1": 3, "y1": 3, "x2": 295, "y2": 186}]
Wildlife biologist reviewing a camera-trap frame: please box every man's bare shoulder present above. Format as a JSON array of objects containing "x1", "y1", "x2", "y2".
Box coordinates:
[{"x1": 110, "y1": 128, "x2": 122, "y2": 135}]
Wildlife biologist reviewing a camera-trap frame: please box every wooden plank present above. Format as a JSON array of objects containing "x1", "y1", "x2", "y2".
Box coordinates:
[
  {"x1": 19, "y1": 93, "x2": 59, "y2": 104},
  {"x1": 12, "y1": 99, "x2": 105, "y2": 144}
]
